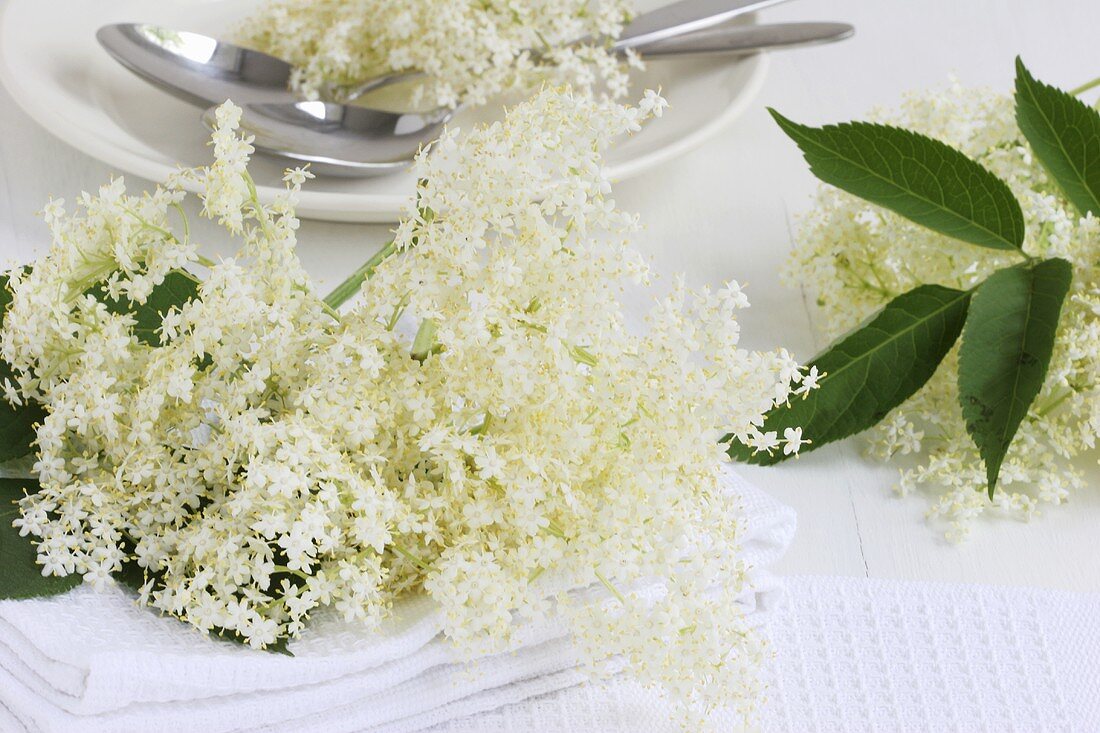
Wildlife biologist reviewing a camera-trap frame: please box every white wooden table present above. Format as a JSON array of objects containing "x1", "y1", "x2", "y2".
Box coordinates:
[{"x1": 1, "y1": 0, "x2": 1098, "y2": 593}]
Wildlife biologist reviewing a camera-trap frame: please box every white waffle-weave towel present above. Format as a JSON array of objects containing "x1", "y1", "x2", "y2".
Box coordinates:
[
  {"x1": 0, "y1": 464, "x2": 796, "y2": 733},
  {"x1": 428, "y1": 576, "x2": 1100, "y2": 732}
]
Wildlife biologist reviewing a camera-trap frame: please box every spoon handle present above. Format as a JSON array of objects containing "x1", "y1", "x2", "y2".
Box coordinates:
[
  {"x1": 631, "y1": 22, "x2": 854, "y2": 57},
  {"x1": 614, "y1": 0, "x2": 794, "y2": 50}
]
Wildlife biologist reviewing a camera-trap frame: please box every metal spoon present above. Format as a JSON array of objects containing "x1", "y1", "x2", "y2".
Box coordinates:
[
  {"x1": 203, "y1": 101, "x2": 452, "y2": 178},
  {"x1": 96, "y1": 24, "x2": 298, "y2": 107},
  {"x1": 213, "y1": 21, "x2": 853, "y2": 178},
  {"x1": 97, "y1": 0, "x2": 795, "y2": 108},
  {"x1": 636, "y1": 21, "x2": 853, "y2": 56}
]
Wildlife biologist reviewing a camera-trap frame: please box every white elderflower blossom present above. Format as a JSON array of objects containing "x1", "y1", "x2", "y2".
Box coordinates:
[
  {"x1": 241, "y1": 0, "x2": 637, "y2": 108},
  {"x1": 5, "y1": 90, "x2": 801, "y2": 725},
  {"x1": 787, "y1": 79, "x2": 1100, "y2": 541}
]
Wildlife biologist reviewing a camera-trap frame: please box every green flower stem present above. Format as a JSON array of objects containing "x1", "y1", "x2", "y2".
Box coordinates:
[
  {"x1": 1069, "y1": 74, "x2": 1100, "y2": 96},
  {"x1": 410, "y1": 318, "x2": 438, "y2": 361},
  {"x1": 386, "y1": 292, "x2": 411, "y2": 331},
  {"x1": 176, "y1": 269, "x2": 203, "y2": 286},
  {"x1": 123, "y1": 202, "x2": 214, "y2": 286},
  {"x1": 469, "y1": 412, "x2": 493, "y2": 435},
  {"x1": 569, "y1": 345, "x2": 598, "y2": 367},
  {"x1": 321, "y1": 201, "x2": 433, "y2": 314},
  {"x1": 392, "y1": 543, "x2": 430, "y2": 571},
  {"x1": 1036, "y1": 388, "x2": 1074, "y2": 417},
  {"x1": 272, "y1": 565, "x2": 310, "y2": 580},
  {"x1": 594, "y1": 570, "x2": 628, "y2": 606},
  {"x1": 322, "y1": 240, "x2": 397, "y2": 310},
  {"x1": 170, "y1": 202, "x2": 191, "y2": 242},
  {"x1": 544, "y1": 520, "x2": 566, "y2": 540}
]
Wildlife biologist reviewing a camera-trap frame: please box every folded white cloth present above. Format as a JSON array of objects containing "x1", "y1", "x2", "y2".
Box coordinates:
[
  {"x1": 430, "y1": 576, "x2": 1100, "y2": 733},
  {"x1": 0, "y1": 465, "x2": 797, "y2": 733}
]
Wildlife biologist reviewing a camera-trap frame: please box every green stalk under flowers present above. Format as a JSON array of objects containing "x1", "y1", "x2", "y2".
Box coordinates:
[
  {"x1": 323, "y1": 240, "x2": 397, "y2": 310},
  {"x1": 1069, "y1": 74, "x2": 1100, "y2": 97},
  {"x1": 410, "y1": 318, "x2": 438, "y2": 361}
]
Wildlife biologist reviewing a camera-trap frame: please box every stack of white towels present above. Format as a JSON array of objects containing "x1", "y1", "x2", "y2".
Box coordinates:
[{"x1": 0, "y1": 466, "x2": 797, "y2": 733}]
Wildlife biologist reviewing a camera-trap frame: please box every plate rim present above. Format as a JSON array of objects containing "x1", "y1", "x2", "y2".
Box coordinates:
[{"x1": 0, "y1": 0, "x2": 768, "y2": 223}]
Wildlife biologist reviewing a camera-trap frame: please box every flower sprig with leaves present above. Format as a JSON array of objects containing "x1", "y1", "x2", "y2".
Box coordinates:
[{"x1": 731, "y1": 58, "x2": 1098, "y2": 511}]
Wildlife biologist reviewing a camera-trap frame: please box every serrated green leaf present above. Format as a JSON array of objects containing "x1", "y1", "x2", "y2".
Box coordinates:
[
  {"x1": 92, "y1": 270, "x2": 200, "y2": 346},
  {"x1": 1015, "y1": 57, "x2": 1100, "y2": 217},
  {"x1": 0, "y1": 272, "x2": 46, "y2": 462},
  {"x1": 0, "y1": 478, "x2": 80, "y2": 600},
  {"x1": 728, "y1": 285, "x2": 971, "y2": 465},
  {"x1": 770, "y1": 109, "x2": 1025, "y2": 251},
  {"x1": 957, "y1": 258, "x2": 1073, "y2": 496}
]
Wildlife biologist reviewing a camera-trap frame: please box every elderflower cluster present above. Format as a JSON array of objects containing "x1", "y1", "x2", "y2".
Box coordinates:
[
  {"x1": 240, "y1": 0, "x2": 639, "y2": 108},
  {"x1": 787, "y1": 79, "x2": 1100, "y2": 541},
  {"x1": 4, "y1": 88, "x2": 802, "y2": 724}
]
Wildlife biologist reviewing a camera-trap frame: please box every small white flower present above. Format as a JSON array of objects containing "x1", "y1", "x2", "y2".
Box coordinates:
[
  {"x1": 797, "y1": 365, "x2": 823, "y2": 395},
  {"x1": 750, "y1": 430, "x2": 781, "y2": 454},
  {"x1": 783, "y1": 427, "x2": 809, "y2": 455}
]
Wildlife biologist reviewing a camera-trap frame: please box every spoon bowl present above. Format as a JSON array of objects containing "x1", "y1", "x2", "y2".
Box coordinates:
[
  {"x1": 97, "y1": 23, "x2": 299, "y2": 106},
  {"x1": 205, "y1": 101, "x2": 454, "y2": 178}
]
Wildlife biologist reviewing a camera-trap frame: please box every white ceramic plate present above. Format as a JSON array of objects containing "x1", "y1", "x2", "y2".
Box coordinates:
[{"x1": 0, "y1": 0, "x2": 767, "y2": 223}]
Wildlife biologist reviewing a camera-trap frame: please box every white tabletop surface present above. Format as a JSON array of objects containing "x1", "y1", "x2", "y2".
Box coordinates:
[{"x1": 1, "y1": 0, "x2": 1098, "y2": 593}]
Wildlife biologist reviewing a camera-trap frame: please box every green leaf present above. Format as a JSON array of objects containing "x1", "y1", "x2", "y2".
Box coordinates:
[
  {"x1": 770, "y1": 109, "x2": 1025, "y2": 251},
  {"x1": 0, "y1": 273, "x2": 46, "y2": 462},
  {"x1": 93, "y1": 270, "x2": 200, "y2": 346},
  {"x1": 1015, "y1": 57, "x2": 1100, "y2": 216},
  {"x1": 957, "y1": 258, "x2": 1073, "y2": 496},
  {"x1": 111, "y1": 558, "x2": 150, "y2": 594},
  {"x1": 728, "y1": 285, "x2": 972, "y2": 465},
  {"x1": 0, "y1": 478, "x2": 80, "y2": 600}
]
